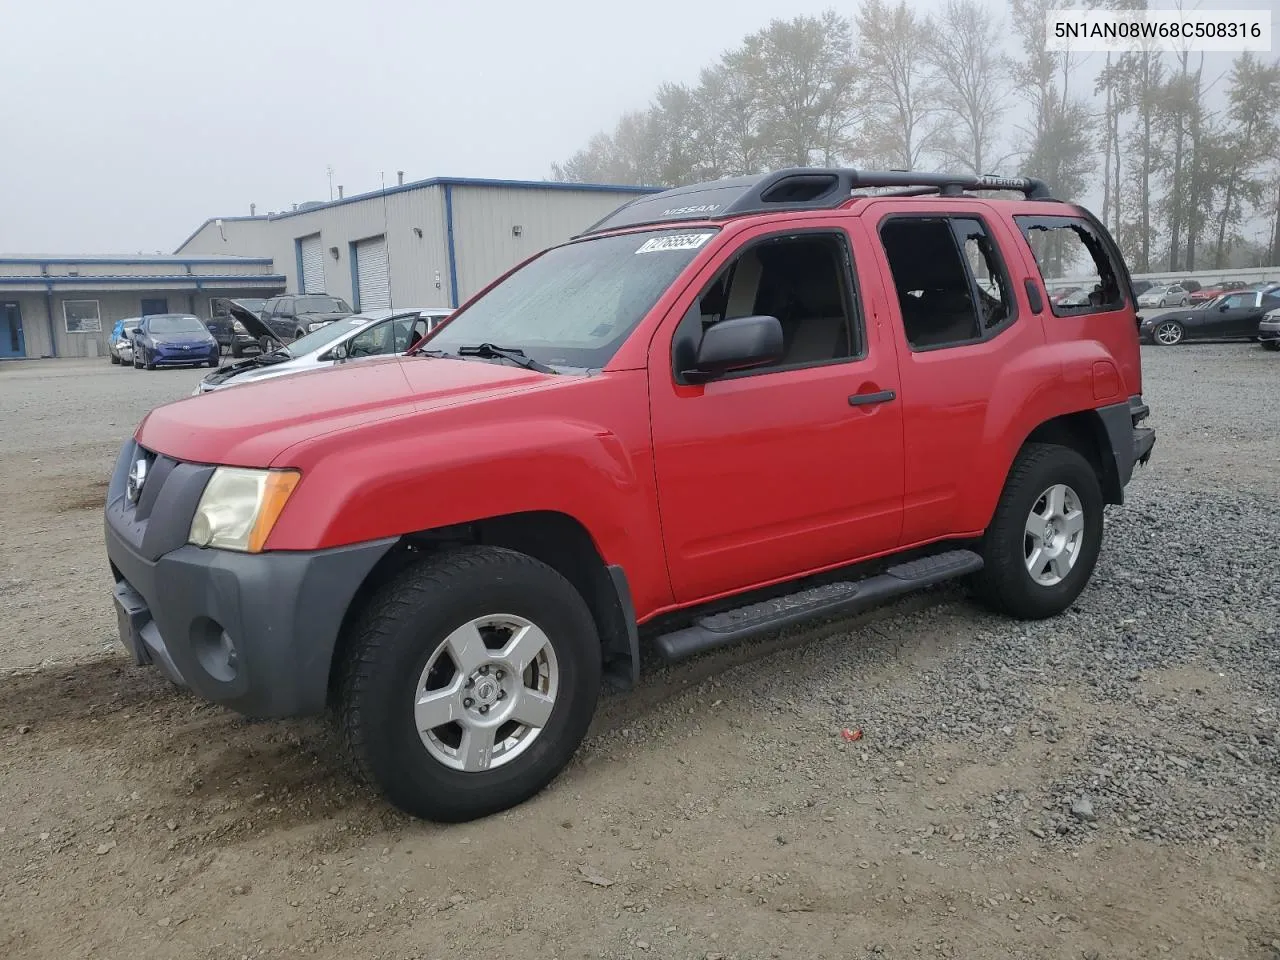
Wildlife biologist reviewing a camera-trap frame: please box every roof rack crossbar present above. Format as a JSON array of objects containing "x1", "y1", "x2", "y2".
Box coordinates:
[{"x1": 577, "y1": 167, "x2": 1055, "y2": 237}]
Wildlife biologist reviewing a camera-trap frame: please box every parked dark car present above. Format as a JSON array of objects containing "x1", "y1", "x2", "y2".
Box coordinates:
[
  {"x1": 1130, "y1": 279, "x2": 1155, "y2": 297},
  {"x1": 129, "y1": 313, "x2": 220, "y2": 369},
  {"x1": 211, "y1": 297, "x2": 273, "y2": 357},
  {"x1": 258, "y1": 294, "x2": 353, "y2": 346},
  {"x1": 1139, "y1": 289, "x2": 1280, "y2": 345}
]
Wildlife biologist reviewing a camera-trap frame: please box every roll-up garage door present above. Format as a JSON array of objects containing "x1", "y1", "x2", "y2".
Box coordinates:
[
  {"x1": 355, "y1": 236, "x2": 391, "y2": 310},
  {"x1": 298, "y1": 234, "x2": 325, "y2": 293}
]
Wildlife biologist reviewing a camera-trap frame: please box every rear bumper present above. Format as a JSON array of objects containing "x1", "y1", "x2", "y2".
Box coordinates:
[{"x1": 1097, "y1": 395, "x2": 1155, "y2": 502}]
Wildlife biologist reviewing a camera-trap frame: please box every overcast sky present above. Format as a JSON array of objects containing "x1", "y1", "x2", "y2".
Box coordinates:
[{"x1": 1, "y1": 0, "x2": 1274, "y2": 255}]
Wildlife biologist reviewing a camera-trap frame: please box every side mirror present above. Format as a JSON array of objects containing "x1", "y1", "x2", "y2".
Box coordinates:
[
  {"x1": 1218, "y1": 302, "x2": 1230, "y2": 311},
  {"x1": 684, "y1": 315, "x2": 784, "y2": 382},
  {"x1": 328, "y1": 342, "x2": 348, "y2": 361}
]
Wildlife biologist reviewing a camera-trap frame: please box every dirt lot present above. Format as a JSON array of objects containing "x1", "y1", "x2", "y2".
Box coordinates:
[{"x1": 1, "y1": 351, "x2": 1278, "y2": 960}]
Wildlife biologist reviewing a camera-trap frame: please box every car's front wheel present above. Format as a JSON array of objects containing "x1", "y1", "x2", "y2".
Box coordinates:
[
  {"x1": 337, "y1": 545, "x2": 602, "y2": 822},
  {"x1": 1154, "y1": 319, "x2": 1185, "y2": 345},
  {"x1": 972, "y1": 442, "x2": 1104, "y2": 620},
  {"x1": 1263, "y1": 341, "x2": 1280, "y2": 352}
]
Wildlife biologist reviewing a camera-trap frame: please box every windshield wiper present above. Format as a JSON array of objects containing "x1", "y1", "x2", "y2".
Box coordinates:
[{"x1": 455, "y1": 343, "x2": 555, "y2": 373}]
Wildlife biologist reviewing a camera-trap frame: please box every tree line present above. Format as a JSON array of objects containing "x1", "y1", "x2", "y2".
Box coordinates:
[{"x1": 552, "y1": 1, "x2": 1280, "y2": 273}]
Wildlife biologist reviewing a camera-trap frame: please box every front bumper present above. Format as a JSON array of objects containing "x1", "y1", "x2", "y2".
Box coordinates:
[
  {"x1": 1258, "y1": 321, "x2": 1280, "y2": 344},
  {"x1": 143, "y1": 344, "x2": 220, "y2": 366},
  {"x1": 104, "y1": 438, "x2": 396, "y2": 718}
]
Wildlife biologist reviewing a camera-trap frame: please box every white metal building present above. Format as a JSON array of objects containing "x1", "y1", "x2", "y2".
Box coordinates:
[
  {"x1": 0, "y1": 256, "x2": 285, "y2": 359},
  {"x1": 174, "y1": 177, "x2": 662, "y2": 310}
]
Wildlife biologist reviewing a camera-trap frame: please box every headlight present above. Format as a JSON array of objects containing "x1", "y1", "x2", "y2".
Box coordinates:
[
  {"x1": 308, "y1": 321, "x2": 326, "y2": 332},
  {"x1": 188, "y1": 467, "x2": 300, "y2": 552}
]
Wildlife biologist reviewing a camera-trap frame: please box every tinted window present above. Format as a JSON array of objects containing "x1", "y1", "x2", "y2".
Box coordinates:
[
  {"x1": 294, "y1": 296, "x2": 351, "y2": 314},
  {"x1": 878, "y1": 217, "x2": 984, "y2": 349},
  {"x1": 1015, "y1": 215, "x2": 1125, "y2": 316},
  {"x1": 425, "y1": 228, "x2": 719, "y2": 369}
]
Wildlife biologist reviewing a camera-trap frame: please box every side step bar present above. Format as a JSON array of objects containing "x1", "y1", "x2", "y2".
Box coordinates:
[{"x1": 652, "y1": 549, "x2": 983, "y2": 662}]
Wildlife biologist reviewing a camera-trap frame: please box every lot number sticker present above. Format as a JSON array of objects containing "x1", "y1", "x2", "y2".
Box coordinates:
[{"x1": 635, "y1": 233, "x2": 713, "y2": 254}]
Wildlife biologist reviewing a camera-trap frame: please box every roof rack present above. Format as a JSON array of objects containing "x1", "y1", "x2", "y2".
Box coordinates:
[{"x1": 577, "y1": 167, "x2": 1055, "y2": 236}]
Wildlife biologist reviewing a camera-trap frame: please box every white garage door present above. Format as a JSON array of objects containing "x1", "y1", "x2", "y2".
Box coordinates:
[
  {"x1": 298, "y1": 234, "x2": 325, "y2": 294},
  {"x1": 355, "y1": 236, "x2": 391, "y2": 310}
]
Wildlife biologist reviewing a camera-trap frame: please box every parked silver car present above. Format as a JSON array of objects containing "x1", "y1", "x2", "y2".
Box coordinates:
[
  {"x1": 193, "y1": 305, "x2": 452, "y2": 394},
  {"x1": 1137, "y1": 284, "x2": 1190, "y2": 309}
]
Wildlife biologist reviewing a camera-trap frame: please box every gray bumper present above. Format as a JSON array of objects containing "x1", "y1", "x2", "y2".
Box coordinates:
[
  {"x1": 1097, "y1": 395, "x2": 1155, "y2": 497},
  {"x1": 104, "y1": 438, "x2": 395, "y2": 718}
]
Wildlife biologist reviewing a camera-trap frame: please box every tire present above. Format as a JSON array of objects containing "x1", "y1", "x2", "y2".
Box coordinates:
[
  {"x1": 971, "y1": 442, "x2": 1104, "y2": 620},
  {"x1": 1263, "y1": 341, "x2": 1280, "y2": 352},
  {"x1": 1179, "y1": 297, "x2": 1189, "y2": 306},
  {"x1": 207, "y1": 358, "x2": 219, "y2": 368},
  {"x1": 132, "y1": 353, "x2": 142, "y2": 369},
  {"x1": 1153, "y1": 319, "x2": 1185, "y2": 345},
  {"x1": 110, "y1": 353, "x2": 120, "y2": 365},
  {"x1": 337, "y1": 545, "x2": 602, "y2": 822},
  {"x1": 294, "y1": 328, "x2": 307, "y2": 341}
]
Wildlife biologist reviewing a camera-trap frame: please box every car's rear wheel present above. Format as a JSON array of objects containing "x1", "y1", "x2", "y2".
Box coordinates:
[
  {"x1": 1179, "y1": 297, "x2": 1189, "y2": 306},
  {"x1": 337, "y1": 545, "x2": 602, "y2": 822},
  {"x1": 1154, "y1": 320, "x2": 1185, "y2": 345},
  {"x1": 972, "y1": 442, "x2": 1104, "y2": 620}
]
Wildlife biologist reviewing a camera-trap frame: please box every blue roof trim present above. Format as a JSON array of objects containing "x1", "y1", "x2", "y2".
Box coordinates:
[
  {"x1": 261, "y1": 176, "x2": 664, "y2": 221},
  {"x1": 0, "y1": 274, "x2": 286, "y2": 286},
  {"x1": 172, "y1": 215, "x2": 270, "y2": 254},
  {"x1": 0, "y1": 255, "x2": 273, "y2": 265}
]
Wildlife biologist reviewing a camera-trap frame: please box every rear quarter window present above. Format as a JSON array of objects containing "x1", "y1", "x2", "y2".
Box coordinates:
[{"x1": 1014, "y1": 215, "x2": 1127, "y2": 317}]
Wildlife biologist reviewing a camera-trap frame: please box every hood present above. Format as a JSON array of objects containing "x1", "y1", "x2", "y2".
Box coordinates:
[
  {"x1": 137, "y1": 355, "x2": 549, "y2": 467},
  {"x1": 298, "y1": 312, "x2": 350, "y2": 324},
  {"x1": 227, "y1": 302, "x2": 285, "y2": 347}
]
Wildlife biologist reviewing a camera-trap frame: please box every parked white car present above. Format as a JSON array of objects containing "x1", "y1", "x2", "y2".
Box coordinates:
[
  {"x1": 193, "y1": 305, "x2": 452, "y2": 394},
  {"x1": 1137, "y1": 284, "x2": 1190, "y2": 309}
]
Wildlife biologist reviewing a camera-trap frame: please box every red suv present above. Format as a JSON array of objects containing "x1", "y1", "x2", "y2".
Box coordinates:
[{"x1": 105, "y1": 168, "x2": 1155, "y2": 822}]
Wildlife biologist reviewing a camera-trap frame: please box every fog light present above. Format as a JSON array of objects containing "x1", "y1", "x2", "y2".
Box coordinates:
[{"x1": 191, "y1": 617, "x2": 237, "y2": 682}]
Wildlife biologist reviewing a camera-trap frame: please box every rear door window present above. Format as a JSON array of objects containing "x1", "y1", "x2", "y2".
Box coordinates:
[{"x1": 1014, "y1": 215, "x2": 1126, "y2": 316}]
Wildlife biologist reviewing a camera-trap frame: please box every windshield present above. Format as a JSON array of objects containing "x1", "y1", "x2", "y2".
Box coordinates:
[
  {"x1": 295, "y1": 296, "x2": 350, "y2": 315},
  {"x1": 122, "y1": 320, "x2": 140, "y2": 331},
  {"x1": 235, "y1": 299, "x2": 266, "y2": 313},
  {"x1": 284, "y1": 316, "x2": 371, "y2": 356},
  {"x1": 147, "y1": 315, "x2": 207, "y2": 335},
  {"x1": 423, "y1": 228, "x2": 718, "y2": 369}
]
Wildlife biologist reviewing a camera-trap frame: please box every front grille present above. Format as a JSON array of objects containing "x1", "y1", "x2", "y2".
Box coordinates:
[{"x1": 106, "y1": 439, "x2": 216, "y2": 562}]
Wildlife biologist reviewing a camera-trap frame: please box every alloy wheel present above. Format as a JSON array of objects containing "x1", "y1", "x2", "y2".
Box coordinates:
[
  {"x1": 413, "y1": 614, "x2": 559, "y2": 772},
  {"x1": 1023, "y1": 483, "x2": 1085, "y2": 587}
]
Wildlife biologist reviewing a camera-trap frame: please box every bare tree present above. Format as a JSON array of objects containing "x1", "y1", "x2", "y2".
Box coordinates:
[
  {"x1": 1009, "y1": 0, "x2": 1095, "y2": 271},
  {"x1": 923, "y1": 0, "x2": 1012, "y2": 175},
  {"x1": 854, "y1": 0, "x2": 938, "y2": 169},
  {"x1": 738, "y1": 11, "x2": 860, "y2": 168},
  {"x1": 1212, "y1": 54, "x2": 1280, "y2": 267}
]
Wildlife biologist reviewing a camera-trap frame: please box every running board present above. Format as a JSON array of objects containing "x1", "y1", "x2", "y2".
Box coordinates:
[{"x1": 652, "y1": 549, "x2": 983, "y2": 662}]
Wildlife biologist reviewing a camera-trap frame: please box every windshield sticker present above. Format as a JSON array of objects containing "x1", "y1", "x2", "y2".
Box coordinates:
[{"x1": 635, "y1": 233, "x2": 713, "y2": 254}]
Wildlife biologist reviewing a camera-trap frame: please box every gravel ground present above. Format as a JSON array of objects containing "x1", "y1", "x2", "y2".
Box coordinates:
[{"x1": 1, "y1": 346, "x2": 1279, "y2": 960}]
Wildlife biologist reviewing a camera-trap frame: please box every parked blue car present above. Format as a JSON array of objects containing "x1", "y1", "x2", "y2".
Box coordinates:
[{"x1": 130, "y1": 314, "x2": 220, "y2": 370}]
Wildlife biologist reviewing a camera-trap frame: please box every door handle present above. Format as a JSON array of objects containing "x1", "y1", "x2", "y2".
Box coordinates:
[{"x1": 848, "y1": 389, "x2": 896, "y2": 407}]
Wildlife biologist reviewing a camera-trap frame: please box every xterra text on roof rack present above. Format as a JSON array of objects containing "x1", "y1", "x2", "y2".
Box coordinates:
[{"x1": 105, "y1": 168, "x2": 1155, "y2": 822}]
